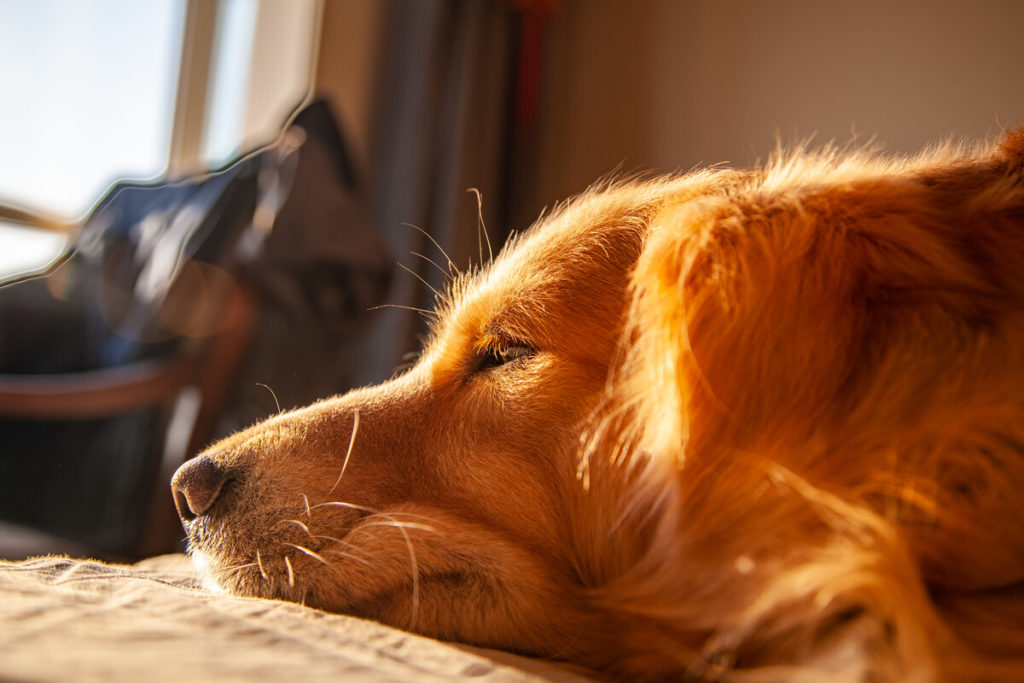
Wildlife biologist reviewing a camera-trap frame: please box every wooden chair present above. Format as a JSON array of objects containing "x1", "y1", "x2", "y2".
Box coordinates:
[
  {"x1": 0, "y1": 271, "x2": 256, "y2": 560},
  {"x1": 0, "y1": 157, "x2": 260, "y2": 560}
]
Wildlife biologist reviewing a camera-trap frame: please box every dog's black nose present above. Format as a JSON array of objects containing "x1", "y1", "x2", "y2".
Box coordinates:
[{"x1": 171, "y1": 456, "x2": 230, "y2": 521}]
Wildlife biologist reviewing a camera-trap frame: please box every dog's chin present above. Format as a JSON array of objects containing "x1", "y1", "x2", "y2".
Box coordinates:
[
  {"x1": 188, "y1": 549, "x2": 234, "y2": 594},
  {"x1": 184, "y1": 524, "x2": 358, "y2": 605},
  {"x1": 186, "y1": 536, "x2": 360, "y2": 608},
  {"x1": 182, "y1": 495, "x2": 375, "y2": 598},
  {"x1": 185, "y1": 506, "x2": 597, "y2": 663}
]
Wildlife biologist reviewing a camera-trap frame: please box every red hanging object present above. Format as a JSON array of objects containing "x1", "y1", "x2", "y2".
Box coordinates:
[{"x1": 511, "y1": 0, "x2": 558, "y2": 136}]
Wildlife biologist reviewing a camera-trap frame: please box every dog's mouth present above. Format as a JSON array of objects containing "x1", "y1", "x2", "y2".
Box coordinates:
[
  {"x1": 184, "y1": 497, "x2": 375, "y2": 598},
  {"x1": 185, "y1": 499, "x2": 498, "y2": 620}
]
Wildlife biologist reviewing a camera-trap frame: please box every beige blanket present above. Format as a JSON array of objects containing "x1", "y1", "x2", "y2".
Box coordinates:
[{"x1": 0, "y1": 554, "x2": 594, "y2": 682}]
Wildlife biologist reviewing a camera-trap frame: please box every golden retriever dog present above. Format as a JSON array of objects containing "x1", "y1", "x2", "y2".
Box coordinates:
[{"x1": 172, "y1": 133, "x2": 1024, "y2": 681}]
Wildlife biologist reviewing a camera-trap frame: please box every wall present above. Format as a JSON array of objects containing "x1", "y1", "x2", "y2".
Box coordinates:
[
  {"x1": 314, "y1": 0, "x2": 385, "y2": 177},
  {"x1": 243, "y1": 0, "x2": 322, "y2": 148},
  {"x1": 532, "y1": 0, "x2": 1024, "y2": 215}
]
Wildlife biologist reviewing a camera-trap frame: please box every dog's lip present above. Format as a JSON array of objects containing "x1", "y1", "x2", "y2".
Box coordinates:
[{"x1": 186, "y1": 503, "x2": 373, "y2": 571}]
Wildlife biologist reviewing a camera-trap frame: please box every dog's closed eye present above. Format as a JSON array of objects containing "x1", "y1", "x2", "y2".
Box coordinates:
[{"x1": 476, "y1": 342, "x2": 535, "y2": 371}]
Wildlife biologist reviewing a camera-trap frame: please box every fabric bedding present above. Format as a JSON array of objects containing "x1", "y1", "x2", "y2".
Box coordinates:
[{"x1": 0, "y1": 554, "x2": 593, "y2": 682}]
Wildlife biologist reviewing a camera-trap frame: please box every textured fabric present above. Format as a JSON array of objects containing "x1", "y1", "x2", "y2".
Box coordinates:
[{"x1": 0, "y1": 554, "x2": 593, "y2": 682}]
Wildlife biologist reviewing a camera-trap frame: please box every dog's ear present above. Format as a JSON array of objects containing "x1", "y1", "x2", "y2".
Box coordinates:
[
  {"x1": 625, "y1": 190, "x2": 874, "y2": 466},
  {"x1": 624, "y1": 143, "x2": 1024, "y2": 470},
  {"x1": 591, "y1": 151, "x2": 1024, "y2": 677},
  {"x1": 624, "y1": 147, "x2": 1024, "y2": 588}
]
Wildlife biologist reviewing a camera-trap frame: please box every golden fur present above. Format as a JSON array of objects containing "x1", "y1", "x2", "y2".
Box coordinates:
[{"x1": 173, "y1": 133, "x2": 1024, "y2": 681}]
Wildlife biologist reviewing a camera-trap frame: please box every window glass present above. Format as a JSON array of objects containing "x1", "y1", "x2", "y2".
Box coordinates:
[
  {"x1": 202, "y1": 0, "x2": 258, "y2": 167},
  {"x1": 0, "y1": 0, "x2": 185, "y2": 220}
]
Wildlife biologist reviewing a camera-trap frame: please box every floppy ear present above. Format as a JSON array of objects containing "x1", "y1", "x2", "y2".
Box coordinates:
[
  {"x1": 631, "y1": 135, "x2": 1024, "y2": 464},
  {"x1": 627, "y1": 139, "x2": 1024, "y2": 589},
  {"x1": 600, "y1": 189, "x2": 950, "y2": 676},
  {"x1": 625, "y1": 189, "x2": 877, "y2": 468}
]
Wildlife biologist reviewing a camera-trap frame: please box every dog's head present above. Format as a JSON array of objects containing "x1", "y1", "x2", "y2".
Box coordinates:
[
  {"x1": 173, "y1": 134, "x2": 1024, "y2": 679},
  {"x1": 170, "y1": 173, "x2": 730, "y2": 667}
]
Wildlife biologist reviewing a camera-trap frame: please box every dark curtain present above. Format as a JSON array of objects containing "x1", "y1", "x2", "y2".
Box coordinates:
[{"x1": 352, "y1": 0, "x2": 525, "y2": 386}]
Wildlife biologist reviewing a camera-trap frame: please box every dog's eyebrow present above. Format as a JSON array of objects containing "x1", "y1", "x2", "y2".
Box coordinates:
[{"x1": 481, "y1": 317, "x2": 533, "y2": 347}]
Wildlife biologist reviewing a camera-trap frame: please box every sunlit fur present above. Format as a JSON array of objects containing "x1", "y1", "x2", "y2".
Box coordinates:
[{"x1": 176, "y1": 132, "x2": 1024, "y2": 681}]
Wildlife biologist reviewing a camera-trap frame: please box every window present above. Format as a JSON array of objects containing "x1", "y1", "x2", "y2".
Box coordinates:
[
  {"x1": 0, "y1": 0, "x2": 320, "y2": 279},
  {"x1": 0, "y1": 0, "x2": 184, "y2": 220}
]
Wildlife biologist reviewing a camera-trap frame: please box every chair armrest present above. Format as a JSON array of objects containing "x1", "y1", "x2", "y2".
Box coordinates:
[{"x1": 0, "y1": 356, "x2": 196, "y2": 419}]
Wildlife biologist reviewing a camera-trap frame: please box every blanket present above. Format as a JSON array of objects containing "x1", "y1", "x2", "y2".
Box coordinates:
[{"x1": 0, "y1": 554, "x2": 594, "y2": 682}]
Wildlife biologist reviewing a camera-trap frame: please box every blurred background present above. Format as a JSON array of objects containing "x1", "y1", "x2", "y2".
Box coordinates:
[{"x1": 1, "y1": 0, "x2": 1022, "y2": 560}]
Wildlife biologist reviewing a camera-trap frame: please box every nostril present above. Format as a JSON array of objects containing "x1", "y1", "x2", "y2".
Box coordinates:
[
  {"x1": 170, "y1": 455, "x2": 231, "y2": 521},
  {"x1": 172, "y1": 485, "x2": 197, "y2": 522}
]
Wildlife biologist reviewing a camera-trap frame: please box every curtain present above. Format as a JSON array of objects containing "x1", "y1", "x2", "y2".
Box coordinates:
[{"x1": 353, "y1": 0, "x2": 525, "y2": 386}]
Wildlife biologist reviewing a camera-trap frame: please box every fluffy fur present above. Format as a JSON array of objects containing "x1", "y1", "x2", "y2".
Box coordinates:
[{"x1": 172, "y1": 133, "x2": 1024, "y2": 681}]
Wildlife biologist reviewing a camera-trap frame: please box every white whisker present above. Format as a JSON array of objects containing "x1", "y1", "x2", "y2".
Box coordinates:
[
  {"x1": 282, "y1": 543, "x2": 330, "y2": 567},
  {"x1": 306, "y1": 503, "x2": 438, "y2": 614},
  {"x1": 358, "y1": 509, "x2": 439, "y2": 524},
  {"x1": 328, "y1": 411, "x2": 361, "y2": 495},
  {"x1": 468, "y1": 187, "x2": 493, "y2": 265},
  {"x1": 311, "y1": 534, "x2": 358, "y2": 549},
  {"x1": 409, "y1": 250, "x2": 451, "y2": 282},
  {"x1": 301, "y1": 494, "x2": 312, "y2": 518},
  {"x1": 389, "y1": 514, "x2": 420, "y2": 630},
  {"x1": 368, "y1": 303, "x2": 437, "y2": 319},
  {"x1": 397, "y1": 261, "x2": 442, "y2": 300},
  {"x1": 255, "y1": 382, "x2": 281, "y2": 414},
  {"x1": 311, "y1": 532, "x2": 376, "y2": 561},
  {"x1": 273, "y1": 519, "x2": 311, "y2": 536},
  {"x1": 284, "y1": 556, "x2": 295, "y2": 588},
  {"x1": 357, "y1": 520, "x2": 436, "y2": 533},
  {"x1": 311, "y1": 500, "x2": 378, "y2": 514},
  {"x1": 402, "y1": 222, "x2": 458, "y2": 276},
  {"x1": 321, "y1": 548, "x2": 375, "y2": 569},
  {"x1": 345, "y1": 513, "x2": 430, "y2": 629},
  {"x1": 256, "y1": 550, "x2": 268, "y2": 581},
  {"x1": 221, "y1": 562, "x2": 257, "y2": 575}
]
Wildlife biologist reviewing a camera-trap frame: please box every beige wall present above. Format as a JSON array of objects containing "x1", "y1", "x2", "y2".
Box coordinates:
[
  {"x1": 533, "y1": 0, "x2": 1024, "y2": 213},
  {"x1": 244, "y1": 0, "x2": 322, "y2": 148},
  {"x1": 315, "y1": 0, "x2": 385, "y2": 177}
]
